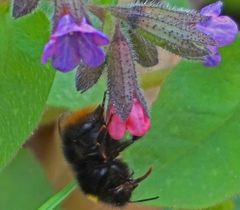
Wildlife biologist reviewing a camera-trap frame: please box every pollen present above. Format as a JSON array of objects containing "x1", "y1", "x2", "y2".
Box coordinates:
[{"x1": 87, "y1": 194, "x2": 99, "y2": 203}]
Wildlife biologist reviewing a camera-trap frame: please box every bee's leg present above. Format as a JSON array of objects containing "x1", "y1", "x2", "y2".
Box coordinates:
[
  {"x1": 95, "y1": 125, "x2": 109, "y2": 160},
  {"x1": 117, "y1": 135, "x2": 140, "y2": 151},
  {"x1": 109, "y1": 136, "x2": 140, "y2": 159}
]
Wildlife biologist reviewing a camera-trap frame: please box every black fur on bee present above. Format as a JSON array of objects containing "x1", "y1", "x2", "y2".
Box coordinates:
[{"x1": 58, "y1": 98, "x2": 156, "y2": 206}]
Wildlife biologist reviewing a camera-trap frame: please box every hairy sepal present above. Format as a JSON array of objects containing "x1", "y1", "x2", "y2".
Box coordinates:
[
  {"x1": 109, "y1": 2, "x2": 216, "y2": 60},
  {"x1": 129, "y1": 29, "x2": 158, "y2": 67},
  {"x1": 75, "y1": 63, "x2": 105, "y2": 93},
  {"x1": 12, "y1": 0, "x2": 40, "y2": 18},
  {"x1": 107, "y1": 23, "x2": 149, "y2": 120},
  {"x1": 53, "y1": 0, "x2": 86, "y2": 27}
]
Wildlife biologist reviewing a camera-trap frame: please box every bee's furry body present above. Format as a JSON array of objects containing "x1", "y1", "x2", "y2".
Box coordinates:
[{"x1": 59, "y1": 105, "x2": 147, "y2": 206}]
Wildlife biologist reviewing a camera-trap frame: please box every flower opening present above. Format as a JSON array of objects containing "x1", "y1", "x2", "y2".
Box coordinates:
[
  {"x1": 108, "y1": 98, "x2": 151, "y2": 140},
  {"x1": 42, "y1": 14, "x2": 109, "y2": 72},
  {"x1": 197, "y1": 1, "x2": 238, "y2": 67}
]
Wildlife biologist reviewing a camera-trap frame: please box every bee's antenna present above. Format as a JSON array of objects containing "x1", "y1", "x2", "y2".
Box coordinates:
[
  {"x1": 130, "y1": 196, "x2": 159, "y2": 203},
  {"x1": 134, "y1": 167, "x2": 152, "y2": 183}
]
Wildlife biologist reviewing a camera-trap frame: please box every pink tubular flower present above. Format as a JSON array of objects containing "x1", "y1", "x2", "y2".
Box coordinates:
[
  {"x1": 196, "y1": 1, "x2": 238, "y2": 67},
  {"x1": 42, "y1": 14, "x2": 109, "y2": 72},
  {"x1": 108, "y1": 98, "x2": 151, "y2": 140}
]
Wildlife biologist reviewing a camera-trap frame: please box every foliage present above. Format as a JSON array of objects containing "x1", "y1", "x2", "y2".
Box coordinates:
[
  {"x1": 124, "y1": 37, "x2": 240, "y2": 209},
  {"x1": 0, "y1": 149, "x2": 53, "y2": 210},
  {"x1": 0, "y1": 5, "x2": 55, "y2": 171},
  {"x1": 38, "y1": 182, "x2": 77, "y2": 210}
]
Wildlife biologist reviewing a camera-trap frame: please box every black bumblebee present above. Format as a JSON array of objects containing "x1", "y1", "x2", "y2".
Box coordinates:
[{"x1": 58, "y1": 96, "x2": 157, "y2": 206}]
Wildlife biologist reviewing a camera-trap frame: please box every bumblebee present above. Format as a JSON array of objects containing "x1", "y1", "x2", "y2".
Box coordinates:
[{"x1": 58, "y1": 96, "x2": 157, "y2": 206}]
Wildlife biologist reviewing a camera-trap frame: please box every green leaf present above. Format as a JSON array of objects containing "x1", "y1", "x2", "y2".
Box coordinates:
[
  {"x1": 47, "y1": 71, "x2": 106, "y2": 110},
  {"x1": 205, "y1": 199, "x2": 235, "y2": 210},
  {"x1": 0, "y1": 149, "x2": 53, "y2": 210},
  {"x1": 38, "y1": 181, "x2": 77, "y2": 210},
  {"x1": 166, "y1": 0, "x2": 190, "y2": 7},
  {"x1": 91, "y1": 0, "x2": 118, "y2": 6},
  {"x1": 124, "y1": 37, "x2": 240, "y2": 209},
  {"x1": 173, "y1": 199, "x2": 235, "y2": 210},
  {"x1": 0, "y1": 6, "x2": 55, "y2": 170}
]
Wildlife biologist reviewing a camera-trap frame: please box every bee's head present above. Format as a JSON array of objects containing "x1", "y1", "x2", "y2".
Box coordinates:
[{"x1": 99, "y1": 161, "x2": 152, "y2": 206}]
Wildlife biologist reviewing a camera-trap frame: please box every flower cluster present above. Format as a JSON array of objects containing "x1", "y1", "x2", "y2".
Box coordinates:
[
  {"x1": 109, "y1": 1, "x2": 238, "y2": 67},
  {"x1": 14, "y1": 0, "x2": 238, "y2": 140}
]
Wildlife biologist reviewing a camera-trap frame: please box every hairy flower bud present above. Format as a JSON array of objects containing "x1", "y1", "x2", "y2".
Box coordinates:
[
  {"x1": 109, "y1": 2, "x2": 216, "y2": 61},
  {"x1": 53, "y1": 0, "x2": 86, "y2": 27},
  {"x1": 107, "y1": 23, "x2": 150, "y2": 140},
  {"x1": 12, "y1": 0, "x2": 39, "y2": 18},
  {"x1": 109, "y1": 1, "x2": 238, "y2": 67}
]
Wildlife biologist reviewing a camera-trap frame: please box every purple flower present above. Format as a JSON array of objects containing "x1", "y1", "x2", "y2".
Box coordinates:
[
  {"x1": 42, "y1": 14, "x2": 109, "y2": 72},
  {"x1": 197, "y1": 1, "x2": 238, "y2": 67}
]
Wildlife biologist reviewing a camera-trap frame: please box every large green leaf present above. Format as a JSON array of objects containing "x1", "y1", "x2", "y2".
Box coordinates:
[
  {"x1": 0, "y1": 5, "x2": 55, "y2": 170},
  {"x1": 0, "y1": 149, "x2": 53, "y2": 210},
  {"x1": 124, "y1": 37, "x2": 240, "y2": 209}
]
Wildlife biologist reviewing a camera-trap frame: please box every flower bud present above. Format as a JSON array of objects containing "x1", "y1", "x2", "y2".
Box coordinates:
[
  {"x1": 109, "y1": 3, "x2": 216, "y2": 61},
  {"x1": 12, "y1": 0, "x2": 39, "y2": 18},
  {"x1": 107, "y1": 23, "x2": 150, "y2": 140},
  {"x1": 108, "y1": 98, "x2": 151, "y2": 140},
  {"x1": 107, "y1": 23, "x2": 137, "y2": 120}
]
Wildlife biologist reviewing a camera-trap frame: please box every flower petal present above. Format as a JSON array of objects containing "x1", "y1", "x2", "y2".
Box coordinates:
[
  {"x1": 79, "y1": 18, "x2": 109, "y2": 46},
  {"x1": 200, "y1": 1, "x2": 223, "y2": 17},
  {"x1": 197, "y1": 16, "x2": 238, "y2": 47},
  {"x1": 92, "y1": 31, "x2": 109, "y2": 46},
  {"x1": 126, "y1": 100, "x2": 151, "y2": 136},
  {"x1": 52, "y1": 14, "x2": 83, "y2": 37},
  {"x1": 41, "y1": 39, "x2": 56, "y2": 64},
  {"x1": 204, "y1": 53, "x2": 221, "y2": 67},
  {"x1": 51, "y1": 34, "x2": 81, "y2": 72},
  {"x1": 108, "y1": 114, "x2": 126, "y2": 140},
  {"x1": 79, "y1": 34, "x2": 106, "y2": 68}
]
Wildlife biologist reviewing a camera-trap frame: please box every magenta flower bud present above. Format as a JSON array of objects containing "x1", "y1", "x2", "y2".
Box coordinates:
[
  {"x1": 108, "y1": 98, "x2": 151, "y2": 140},
  {"x1": 42, "y1": 13, "x2": 109, "y2": 72},
  {"x1": 107, "y1": 23, "x2": 151, "y2": 140},
  {"x1": 196, "y1": 1, "x2": 238, "y2": 67}
]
